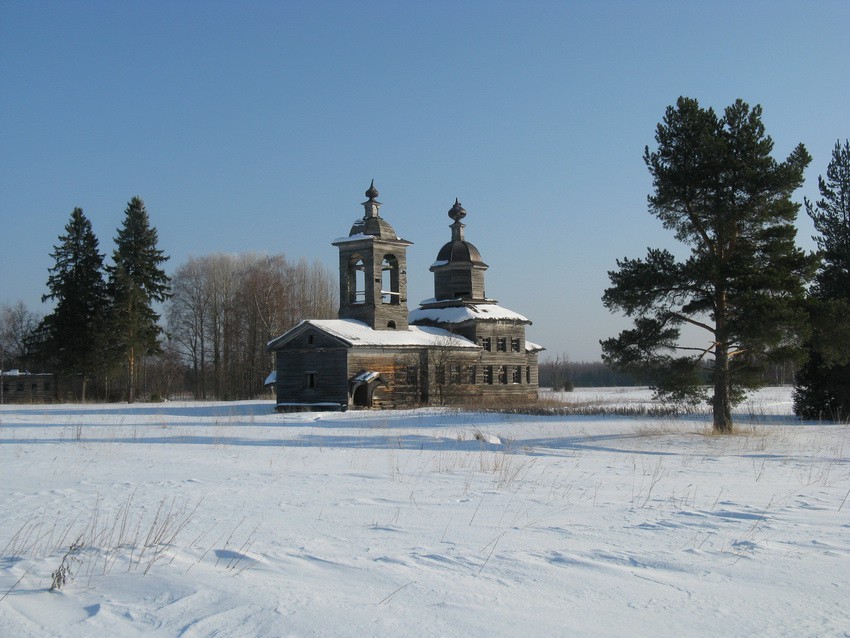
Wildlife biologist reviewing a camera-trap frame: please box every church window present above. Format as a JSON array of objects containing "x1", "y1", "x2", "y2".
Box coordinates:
[
  {"x1": 467, "y1": 365, "x2": 477, "y2": 384},
  {"x1": 498, "y1": 366, "x2": 508, "y2": 384},
  {"x1": 481, "y1": 337, "x2": 491, "y2": 351},
  {"x1": 304, "y1": 372, "x2": 318, "y2": 389},
  {"x1": 526, "y1": 366, "x2": 531, "y2": 383},
  {"x1": 450, "y1": 364, "x2": 462, "y2": 384},
  {"x1": 512, "y1": 366, "x2": 522, "y2": 384},
  {"x1": 435, "y1": 364, "x2": 446, "y2": 385},
  {"x1": 497, "y1": 337, "x2": 507, "y2": 352},
  {"x1": 484, "y1": 366, "x2": 493, "y2": 384},
  {"x1": 511, "y1": 338, "x2": 521, "y2": 352},
  {"x1": 406, "y1": 365, "x2": 418, "y2": 385}
]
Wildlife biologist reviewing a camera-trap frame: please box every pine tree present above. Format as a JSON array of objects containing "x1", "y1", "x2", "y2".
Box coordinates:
[
  {"x1": 794, "y1": 140, "x2": 850, "y2": 421},
  {"x1": 602, "y1": 98, "x2": 815, "y2": 431},
  {"x1": 107, "y1": 197, "x2": 170, "y2": 402},
  {"x1": 39, "y1": 208, "x2": 108, "y2": 399}
]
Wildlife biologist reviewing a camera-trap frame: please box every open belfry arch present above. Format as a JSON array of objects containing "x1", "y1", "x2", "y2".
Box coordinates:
[{"x1": 267, "y1": 182, "x2": 543, "y2": 410}]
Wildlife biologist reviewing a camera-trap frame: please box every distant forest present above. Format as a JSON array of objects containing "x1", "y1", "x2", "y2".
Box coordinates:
[{"x1": 539, "y1": 356, "x2": 798, "y2": 390}]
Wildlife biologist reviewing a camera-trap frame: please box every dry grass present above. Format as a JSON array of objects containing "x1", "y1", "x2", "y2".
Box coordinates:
[
  {"x1": 450, "y1": 394, "x2": 690, "y2": 418},
  {"x1": 2, "y1": 493, "x2": 209, "y2": 594}
]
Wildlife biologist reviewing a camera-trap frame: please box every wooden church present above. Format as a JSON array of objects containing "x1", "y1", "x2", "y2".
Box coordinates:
[{"x1": 267, "y1": 182, "x2": 543, "y2": 410}]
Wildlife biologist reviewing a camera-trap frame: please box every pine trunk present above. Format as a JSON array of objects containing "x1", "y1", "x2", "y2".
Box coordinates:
[
  {"x1": 713, "y1": 288, "x2": 733, "y2": 431},
  {"x1": 127, "y1": 345, "x2": 135, "y2": 403},
  {"x1": 713, "y1": 346, "x2": 733, "y2": 431}
]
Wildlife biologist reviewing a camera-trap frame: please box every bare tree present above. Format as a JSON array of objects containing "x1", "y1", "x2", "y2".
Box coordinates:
[
  {"x1": 167, "y1": 252, "x2": 336, "y2": 399},
  {"x1": 0, "y1": 301, "x2": 41, "y2": 371},
  {"x1": 428, "y1": 335, "x2": 473, "y2": 406},
  {"x1": 167, "y1": 258, "x2": 211, "y2": 398}
]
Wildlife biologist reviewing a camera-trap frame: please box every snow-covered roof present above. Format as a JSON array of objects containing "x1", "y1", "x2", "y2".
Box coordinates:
[
  {"x1": 409, "y1": 303, "x2": 530, "y2": 325},
  {"x1": 525, "y1": 340, "x2": 545, "y2": 353},
  {"x1": 268, "y1": 319, "x2": 479, "y2": 350},
  {"x1": 332, "y1": 233, "x2": 412, "y2": 245},
  {"x1": 331, "y1": 233, "x2": 374, "y2": 244},
  {"x1": 353, "y1": 371, "x2": 383, "y2": 383},
  {"x1": 418, "y1": 297, "x2": 500, "y2": 306},
  {"x1": 0, "y1": 369, "x2": 52, "y2": 377},
  {"x1": 264, "y1": 371, "x2": 277, "y2": 386}
]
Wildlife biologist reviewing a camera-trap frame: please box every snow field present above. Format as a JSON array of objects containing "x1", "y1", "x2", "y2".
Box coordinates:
[{"x1": 0, "y1": 388, "x2": 848, "y2": 637}]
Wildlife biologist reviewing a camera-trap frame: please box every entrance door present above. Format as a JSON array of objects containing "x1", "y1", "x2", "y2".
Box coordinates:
[{"x1": 352, "y1": 384, "x2": 370, "y2": 407}]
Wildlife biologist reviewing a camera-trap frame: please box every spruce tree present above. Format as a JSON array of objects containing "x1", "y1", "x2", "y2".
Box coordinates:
[
  {"x1": 40, "y1": 208, "x2": 108, "y2": 399},
  {"x1": 794, "y1": 140, "x2": 850, "y2": 421},
  {"x1": 107, "y1": 196, "x2": 171, "y2": 402},
  {"x1": 602, "y1": 98, "x2": 815, "y2": 431}
]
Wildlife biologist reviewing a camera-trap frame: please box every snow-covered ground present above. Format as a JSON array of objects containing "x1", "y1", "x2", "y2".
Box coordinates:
[{"x1": 1, "y1": 388, "x2": 848, "y2": 637}]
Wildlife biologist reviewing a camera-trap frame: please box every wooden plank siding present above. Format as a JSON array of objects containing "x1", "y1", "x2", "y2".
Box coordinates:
[
  {"x1": 449, "y1": 320, "x2": 538, "y2": 401},
  {"x1": 348, "y1": 348, "x2": 427, "y2": 409},
  {"x1": 274, "y1": 327, "x2": 350, "y2": 409},
  {"x1": 1, "y1": 374, "x2": 58, "y2": 404},
  {"x1": 273, "y1": 326, "x2": 539, "y2": 410}
]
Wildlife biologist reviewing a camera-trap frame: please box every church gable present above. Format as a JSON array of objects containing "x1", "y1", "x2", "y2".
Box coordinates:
[{"x1": 267, "y1": 321, "x2": 350, "y2": 351}]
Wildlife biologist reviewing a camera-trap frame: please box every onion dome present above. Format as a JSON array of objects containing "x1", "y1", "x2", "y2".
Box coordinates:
[
  {"x1": 365, "y1": 179, "x2": 379, "y2": 200},
  {"x1": 448, "y1": 198, "x2": 466, "y2": 221}
]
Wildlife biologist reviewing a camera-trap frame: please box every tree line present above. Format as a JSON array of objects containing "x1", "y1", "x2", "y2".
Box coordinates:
[
  {"x1": 539, "y1": 356, "x2": 638, "y2": 390},
  {"x1": 540, "y1": 355, "x2": 799, "y2": 392},
  {"x1": 0, "y1": 198, "x2": 336, "y2": 401}
]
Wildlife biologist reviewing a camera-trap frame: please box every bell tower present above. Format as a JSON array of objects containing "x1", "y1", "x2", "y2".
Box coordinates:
[{"x1": 332, "y1": 181, "x2": 412, "y2": 330}]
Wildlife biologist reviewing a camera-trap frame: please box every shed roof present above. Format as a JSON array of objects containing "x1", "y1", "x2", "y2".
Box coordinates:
[{"x1": 525, "y1": 340, "x2": 546, "y2": 353}]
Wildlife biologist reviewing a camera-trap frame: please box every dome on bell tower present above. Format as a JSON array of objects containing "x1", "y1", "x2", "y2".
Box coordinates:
[
  {"x1": 430, "y1": 199, "x2": 488, "y2": 302},
  {"x1": 348, "y1": 179, "x2": 400, "y2": 239}
]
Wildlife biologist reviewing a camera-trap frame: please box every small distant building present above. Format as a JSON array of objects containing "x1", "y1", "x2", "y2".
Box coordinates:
[
  {"x1": 0, "y1": 370, "x2": 58, "y2": 404},
  {"x1": 267, "y1": 183, "x2": 543, "y2": 410}
]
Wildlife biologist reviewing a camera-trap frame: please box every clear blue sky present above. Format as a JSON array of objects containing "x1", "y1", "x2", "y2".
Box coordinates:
[{"x1": 2, "y1": 1, "x2": 847, "y2": 361}]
